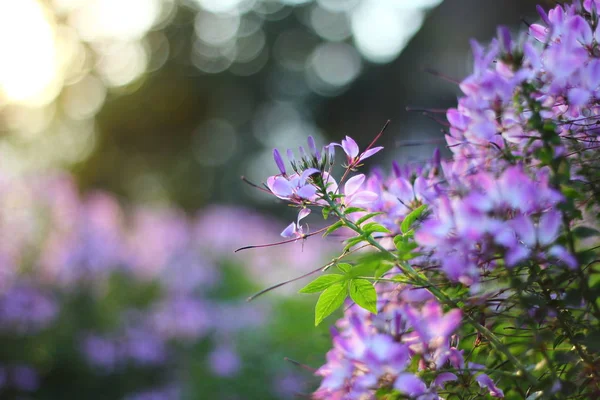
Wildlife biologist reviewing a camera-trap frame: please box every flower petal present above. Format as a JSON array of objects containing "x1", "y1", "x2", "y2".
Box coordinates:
[
  {"x1": 538, "y1": 209, "x2": 561, "y2": 246},
  {"x1": 341, "y1": 136, "x2": 359, "y2": 159},
  {"x1": 433, "y1": 372, "x2": 458, "y2": 388},
  {"x1": 349, "y1": 191, "x2": 379, "y2": 206},
  {"x1": 296, "y1": 184, "x2": 317, "y2": 199},
  {"x1": 389, "y1": 178, "x2": 414, "y2": 204},
  {"x1": 280, "y1": 222, "x2": 297, "y2": 238},
  {"x1": 344, "y1": 174, "x2": 366, "y2": 196},
  {"x1": 548, "y1": 245, "x2": 578, "y2": 269},
  {"x1": 505, "y1": 244, "x2": 530, "y2": 267},
  {"x1": 510, "y1": 215, "x2": 536, "y2": 247},
  {"x1": 358, "y1": 146, "x2": 384, "y2": 162},
  {"x1": 476, "y1": 374, "x2": 504, "y2": 398},
  {"x1": 299, "y1": 168, "x2": 320, "y2": 185},
  {"x1": 394, "y1": 373, "x2": 427, "y2": 396},
  {"x1": 273, "y1": 149, "x2": 286, "y2": 175},
  {"x1": 269, "y1": 176, "x2": 293, "y2": 199},
  {"x1": 298, "y1": 208, "x2": 311, "y2": 222}
]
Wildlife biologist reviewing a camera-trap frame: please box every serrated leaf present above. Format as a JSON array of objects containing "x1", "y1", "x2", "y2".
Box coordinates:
[
  {"x1": 337, "y1": 263, "x2": 352, "y2": 274},
  {"x1": 299, "y1": 274, "x2": 345, "y2": 293},
  {"x1": 349, "y1": 279, "x2": 377, "y2": 314},
  {"x1": 324, "y1": 220, "x2": 344, "y2": 237},
  {"x1": 356, "y1": 212, "x2": 385, "y2": 226},
  {"x1": 322, "y1": 207, "x2": 331, "y2": 220},
  {"x1": 401, "y1": 204, "x2": 427, "y2": 234},
  {"x1": 363, "y1": 222, "x2": 391, "y2": 234},
  {"x1": 315, "y1": 282, "x2": 347, "y2": 326},
  {"x1": 344, "y1": 207, "x2": 366, "y2": 215}
]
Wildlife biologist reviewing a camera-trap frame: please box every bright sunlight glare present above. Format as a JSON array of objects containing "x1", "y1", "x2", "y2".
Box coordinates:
[{"x1": 0, "y1": 0, "x2": 58, "y2": 106}]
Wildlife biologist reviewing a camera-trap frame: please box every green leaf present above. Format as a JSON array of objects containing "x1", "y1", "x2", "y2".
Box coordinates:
[
  {"x1": 344, "y1": 207, "x2": 366, "y2": 215},
  {"x1": 349, "y1": 279, "x2": 377, "y2": 313},
  {"x1": 375, "y1": 262, "x2": 394, "y2": 279},
  {"x1": 347, "y1": 262, "x2": 377, "y2": 278},
  {"x1": 315, "y1": 282, "x2": 347, "y2": 326},
  {"x1": 343, "y1": 235, "x2": 366, "y2": 252},
  {"x1": 399, "y1": 251, "x2": 421, "y2": 261},
  {"x1": 324, "y1": 220, "x2": 344, "y2": 237},
  {"x1": 393, "y1": 274, "x2": 413, "y2": 284},
  {"x1": 299, "y1": 274, "x2": 345, "y2": 293},
  {"x1": 584, "y1": 330, "x2": 600, "y2": 352},
  {"x1": 572, "y1": 226, "x2": 600, "y2": 239},
  {"x1": 589, "y1": 273, "x2": 600, "y2": 289},
  {"x1": 337, "y1": 263, "x2": 352, "y2": 274},
  {"x1": 394, "y1": 236, "x2": 418, "y2": 254},
  {"x1": 356, "y1": 212, "x2": 385, "y2": 226},
  {"x1": 553, "y1": 334, "x2": 566, "y2": 349},
  {"x1": 400, "y1": 204, "x2": 427, "y2": 234},
  {"x1": 393, "y1": 235, "x2": 405, "y2": 248},
  {"x1": 322, "y1": 207, "x2": 331, "y2": 220},
  {"x1": 362, "y1": 222, "x2": 391, "y2": 234}
]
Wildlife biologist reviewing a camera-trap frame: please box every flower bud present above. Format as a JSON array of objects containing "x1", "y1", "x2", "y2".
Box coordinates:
[{"x1": 273, "y1": 149, "x2": 286, "y2": 175}]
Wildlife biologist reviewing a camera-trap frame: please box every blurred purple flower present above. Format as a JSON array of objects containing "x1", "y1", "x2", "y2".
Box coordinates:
[
  {"x1": 11, "y1": 365, "x2": 39, "y2": 392},
  {"x1": 0, "y1": 284, "x2": 57, "y2": 334},
  {"x1": 208, "y1": 345, "x2": 241, "y2": 377}
]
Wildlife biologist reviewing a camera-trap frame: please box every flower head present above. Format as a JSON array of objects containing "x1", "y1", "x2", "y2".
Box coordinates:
[{"x1": 335, "y1": 136, "x2": 383, "y2": 167}]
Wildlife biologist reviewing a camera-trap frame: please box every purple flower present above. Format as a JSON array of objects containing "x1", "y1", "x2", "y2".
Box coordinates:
[
  {"x1": 208, "y1": 345, "x2": 241, "y2": 377},
  {"x1": 402, "y1": 301, "x2": 461, "y2": 351},
  {"x1": 273, "y1": 148, "x2": 286, "y2": 175},
  {"x1": 266, "y1": 168, "x2": 320, "y2": 203},
  {"x1": 342, "y1": 174, "x2": 378, "y2": 208},
  {"x1": 340, "y1": 136, "x2": 359, "y2": 159},
  {"x1": 151, "y1": 296, "x2": 210, "y2": 340},
  {"x1": 11, "y1": 365, "x2": 39, "y2": 392},
  {"x1": 335, "y1": 136, "x2": 383, "y2": 166},
  {"x1": 281, "y1": 208, "x2": 311, "y2": 239},
  {"x1": 125, "y1": 386, "x2": 181, "y2": 400},
  {"x1": 0, "y1": 284, "x2": 57, "y2": 334},
  {"x1": 124, "y1": 327, "x2": 167, "y2": 366},
  {"x1": 394, "y1": 373, "x2": 428, "y2": 397},
  {"x1": 82, "y1": 335, "x2": 120, "y2": 370},
  {"x1": 476, "y1": 373, "x2": 504, "y2": 398}
]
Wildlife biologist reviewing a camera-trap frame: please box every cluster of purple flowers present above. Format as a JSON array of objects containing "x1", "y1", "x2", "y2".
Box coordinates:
[
  {"x1": 256, "y1": 1, "x2": 600, "y2": 398},
  {"x1": 313, "y1": 287, "x2": 466, "y2": 400}
]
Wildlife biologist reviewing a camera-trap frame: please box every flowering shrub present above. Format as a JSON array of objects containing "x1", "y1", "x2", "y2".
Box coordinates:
[
  {"x1": 246, "y1": 1, "x2": 600, "y2": 398},
  {"x1": 0, "y1": 172, "x2": 333, "y2": 398}
]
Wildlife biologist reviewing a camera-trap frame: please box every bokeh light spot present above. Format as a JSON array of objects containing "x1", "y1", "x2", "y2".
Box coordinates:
[
  {"x1": 0, "y1": 0, "x2": 59, "y2": 106},
  {"x1": 309, "y1": 6, "x2": 352, "y2": 42},
  {"x1": 62, "y1": 74, "x2": 107, "y2": 120},
  {"x1": 195, "y1": 11, "x2": 240, "y2": 46},
  {"x1": 309, "y1": 42, "x2": 361, "y2": 88},
  {"x1": 351, "y1": 2, "x2": 424, "y2": 63},
  {"x1": 69, "y1": 0, "x2": 160, "y2": 41}
]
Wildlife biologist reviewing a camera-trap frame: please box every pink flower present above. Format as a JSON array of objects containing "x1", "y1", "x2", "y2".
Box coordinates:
[
  {"x1": 335, "y1": 136, "x2": 383, "y2": 166},
  {"x1": 266, "y1": 168, "x2": 320, "y2": 203},
  {"x1": 280, "y1": 208, "x2": 311, "y2": 239},
  {"x1": 342, "y1": 174, "x2": 378, "y2": 207}
]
